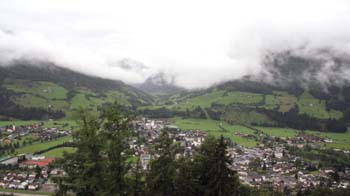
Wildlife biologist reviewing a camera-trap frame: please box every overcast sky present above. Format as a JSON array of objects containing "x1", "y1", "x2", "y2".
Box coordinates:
[{"x1": 1, "y1": 0, "x2": 350, "y2": 88}]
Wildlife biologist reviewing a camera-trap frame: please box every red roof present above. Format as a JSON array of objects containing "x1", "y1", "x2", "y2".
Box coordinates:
[{"x1": 21, "y1": 158, "x2": 55, "y2": 167}]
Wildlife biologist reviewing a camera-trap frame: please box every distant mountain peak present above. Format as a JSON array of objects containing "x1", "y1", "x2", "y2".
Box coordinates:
[
  {"x1": 145, "y1": 72, "x2": 175, "y2": 86},
  {"x1": 134, "y1": 72, "x2": 185, "y2": 95}
]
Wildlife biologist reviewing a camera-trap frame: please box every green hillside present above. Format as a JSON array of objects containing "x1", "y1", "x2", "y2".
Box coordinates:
[
  {"x1": 0, "y1": 62, "x2": 154, "y2": 120},
  {"x1": 139, "y1": 81, "x2": 348, "y2": 133},
  {"x1": 1, "y1": 58, "x2": 350, "y2": 133}
]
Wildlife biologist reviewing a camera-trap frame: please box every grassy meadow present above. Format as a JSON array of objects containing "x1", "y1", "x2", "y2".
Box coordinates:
[
  {"x1": 42, "y1": 147, "x2": 76, "y2": 158},
  {"x1": 15, "y1": 136, "x2": 72, "y2": 154},
  {"x1": 297, "y1": 91, "x2": 342, "y2": 119}
]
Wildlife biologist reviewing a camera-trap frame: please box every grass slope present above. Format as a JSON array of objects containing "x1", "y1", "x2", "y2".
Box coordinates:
[
  {"x1": 141, "y1": 88, "x2": 343, "y2": 129},
  {"x1": 2, "y1": 79, "x2": 152, "y2": 119},
  {"x1": 297, "y1": 91, "x2": 342, "y2": 119}
]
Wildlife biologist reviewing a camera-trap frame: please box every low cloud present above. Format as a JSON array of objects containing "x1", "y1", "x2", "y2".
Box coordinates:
[{"x1": 1, "y1": 0, "x2": 350, "y2": 88}]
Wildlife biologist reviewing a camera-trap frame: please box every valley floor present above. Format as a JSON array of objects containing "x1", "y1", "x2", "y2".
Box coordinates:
[
  {"x1": 172, "y1": 117, "x2": 350, "y2": 150},
  {"x1": 0, "y1": 118, "x2": 349, "y2": 194}
]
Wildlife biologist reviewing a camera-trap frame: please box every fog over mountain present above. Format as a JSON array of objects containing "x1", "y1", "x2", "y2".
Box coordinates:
[
  {"x1": 133, "y1": 72, "x2": 185, "y2": 95},
  {"x1": 1, "y1": 0, "x2": 350, "y2": 88},
  {"x1": 252, "y1": 48, "x2": 350, "y2": 91}
]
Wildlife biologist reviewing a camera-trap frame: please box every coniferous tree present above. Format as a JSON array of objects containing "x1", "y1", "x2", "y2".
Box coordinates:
[
  {"x1": 131, "y1": 158, "x2": 145, "y2": 196},
  {"x1": 130, "y1": 128, "x2": 145, "y2": 196},
  {"x1": 174, "y1": 157, "x2": 197, "y2": 196},
  {"x1": 101, "y1": 104, "x2": 132, "y2": 196},
  {"x1": 146, "y1": 130, "x2": 183, "y2": 196},
  {"x1": 56, "y1": 108, "x2": 105, "y2": 196},
  {"x1": 193, "y1": 135, "x2": 240, "y2": 196},
  {"x1": 192, "y1": 135, "x2": 218, "y2": 194},
  {"x1": 205, "y1": 136, "x2": 240, "y2": 196}
]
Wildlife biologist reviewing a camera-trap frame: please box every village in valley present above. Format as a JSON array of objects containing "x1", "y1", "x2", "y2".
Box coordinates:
[
  {"x1": 0, "y1": 118, "x2": 349, "y2": 195},
  {"x1": 0, "y1": 122, "x2": 72, "y2": 193},
  {"x1": 133, "y1": 118, "x2": 350, "y2": 193}
]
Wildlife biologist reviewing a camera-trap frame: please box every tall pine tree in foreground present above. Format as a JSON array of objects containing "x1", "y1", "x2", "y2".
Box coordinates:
[
  {"x1": 146, "y1": 130, "x2": 183, "y2": 196},
  {"x1": 193, "y1": 135, "x2": 240, "y2": 196},
  {"x1": 55, "y1": 104, "x2": 133, "y2": 196},
  {"x1": 206, "y1": 136, "x2": 240, "y2": 196},
  {"x1": 101, "y1": 104, "x2": 132, "y2": 196},
  {"x1": 57, "y1": 108, "x2": 104, "y2": 196}
]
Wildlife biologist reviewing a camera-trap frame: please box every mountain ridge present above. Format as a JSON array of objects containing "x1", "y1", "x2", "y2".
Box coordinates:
[{"x1": 0, "y1": 60, "x2": 154, "y2": 120}]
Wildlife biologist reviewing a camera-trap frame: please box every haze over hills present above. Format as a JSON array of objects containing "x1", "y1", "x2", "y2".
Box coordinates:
[
  {"x1": 0, "y1": 49, "x2": 350, "y2": 133},
  {"x1": 139, "y1": 50, "x2": 350, "y2": 133}
]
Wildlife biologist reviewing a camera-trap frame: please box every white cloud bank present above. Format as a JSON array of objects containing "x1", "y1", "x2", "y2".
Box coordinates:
[{"x1": 0, "y1": 0, "x2": 350, "y2": 88}]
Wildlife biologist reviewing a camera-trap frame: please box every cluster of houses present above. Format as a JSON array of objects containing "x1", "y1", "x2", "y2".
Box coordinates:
[
  {"x1": 0, "y1": 172, "x2": 40, "y2": 190},
  {"x1": 230, "y1": 146, "x2": 304, "y2": 189},
  {"x1": 0, "y1": 122, "x2": 69, "y2": 192},
  {"x1": 0, "y1": 154, "x2": 63, "y2": 191},
  {"x1": 131, "y1": 118, "x2": 350, "y2": 191},
  {"x1": 285, "y1": 134, "x2": 333, "y2": 148},
  {"x1": 132, "y1": 118, "x2": 206, "y2": 170},
  {"x1": 229, "y1": 143, "x2": 350, "y2": 191},
  {"x1": 0, "y1": 123, "x2": 70, "y2": 145}
]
